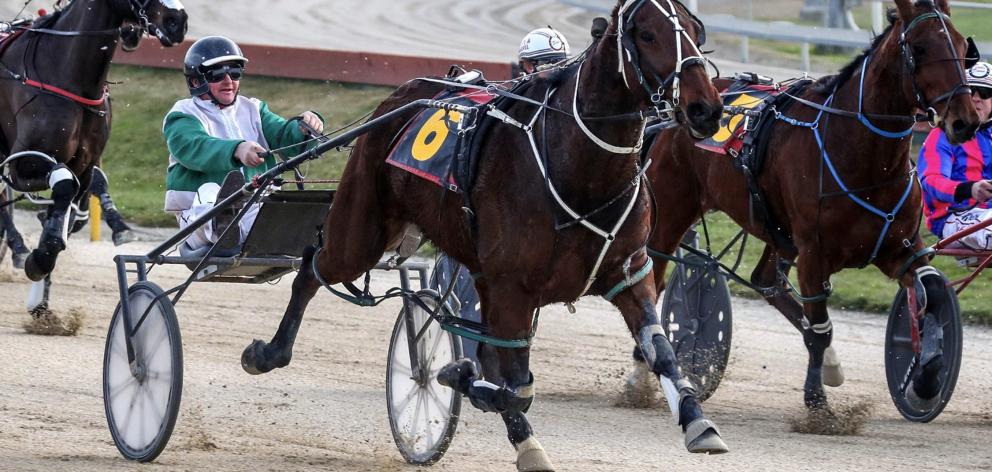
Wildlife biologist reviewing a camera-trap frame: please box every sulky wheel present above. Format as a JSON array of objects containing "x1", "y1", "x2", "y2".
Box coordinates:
[
  {"x1": 386, "y1": 292, "x2": 463, "y2": 465},
  {"x1": 885, "y1": 283, "x2": 962, "y2": 423},
  {"x1": 103, "y1": 281, "x2": 183, "y2": 462},
  {"x1": 660, "y1": 252, "x2": 733, "y2": 402}
]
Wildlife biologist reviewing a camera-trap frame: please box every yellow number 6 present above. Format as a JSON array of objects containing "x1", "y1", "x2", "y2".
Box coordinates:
[{"x1": 412, "y1": 109, "x2": 462, "y2": 161}]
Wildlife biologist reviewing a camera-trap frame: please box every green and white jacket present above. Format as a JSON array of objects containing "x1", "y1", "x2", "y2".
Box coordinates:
[{"x1": 163, "y1": 96, "x2": 311, "y2": 212}]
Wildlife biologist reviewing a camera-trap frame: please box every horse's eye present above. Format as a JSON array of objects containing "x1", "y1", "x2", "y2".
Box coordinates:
[{"x1": 639, "y1": 31, "x2": 655, "y2": 43}]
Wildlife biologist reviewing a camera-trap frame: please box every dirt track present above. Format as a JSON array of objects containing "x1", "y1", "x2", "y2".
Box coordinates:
[
  {"x1": 3, "y1": 1, "x2": 992, "y2": 470},
  {"x1": 3, "y1": 211, "x2": 992, "y2": 472}
]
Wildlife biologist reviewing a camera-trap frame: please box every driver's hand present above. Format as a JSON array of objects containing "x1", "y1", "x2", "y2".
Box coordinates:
[
  {"x1": 299, "y1": 111, "x2": 324, "y2": 135},
  {"x1": 972, "y1": 179, "x2": 992, "y2": 202},
  {"x1": 234, "y1": 141, "x2": 266, "y2": 167}
]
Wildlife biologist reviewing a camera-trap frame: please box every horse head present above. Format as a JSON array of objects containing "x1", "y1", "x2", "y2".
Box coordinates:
[
  {"x1": 890, "y1": 0, "x2": 980, "y2": 144},
  {"x1": 611, "y1": 0, "x2": 722, "y2": 138},
  {"x1": 113, "y1": 0, "x2": 187, "y2": 47}
]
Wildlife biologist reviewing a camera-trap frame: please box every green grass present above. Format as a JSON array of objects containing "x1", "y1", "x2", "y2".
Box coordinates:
[{"x1": 101, "y1": 64, "x2": 392, "y2": 226}]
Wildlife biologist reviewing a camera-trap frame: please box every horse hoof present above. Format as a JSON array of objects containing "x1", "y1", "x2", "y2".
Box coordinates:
[
  {"x1": 241, "y1": 339, "x2": 270, "y2": 375},
  {"x1": 11, "y1": 250, "x2": 28, "y2": 270},
  {"x1": 905, "y1": 380, "x2": 941, "y2": 411},
  {"x1": 515, "y1": 437, "x2": 555, "y2": 472},
  {"x1": 685, "y1": 418, "x2": 729, "y2": 454},
  {"x1": 436, "y1": 358, "x2": 477, "y2": 393},
  {"x1": 822, "y1": 346, "x2": 845, "y2": 387},
  {"x1": 28, "y1": 302, "x2": 51, "y2": 319},
  {"x1": 112, "y1": 229, "x2": 135, "y2": 246},
  {"x1": 24, "y1": 253, "x2": 49, "y2": 282}
]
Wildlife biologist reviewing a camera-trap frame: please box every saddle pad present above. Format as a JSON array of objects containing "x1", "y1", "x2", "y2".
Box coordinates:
[
  {"x1": 386, "y1": 89, "x2": 494, "y2": 190},
  {"x1": 695, "y1": 80, "x2": 781, "y2": 156}
]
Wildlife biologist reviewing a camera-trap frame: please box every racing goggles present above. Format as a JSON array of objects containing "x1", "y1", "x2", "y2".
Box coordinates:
[
  {"x1": 205, "y1": 65, "x2": 244, "y2": 83},
  {"x1": 973, "y1": 87, "x2": 992, "y2": 100}
]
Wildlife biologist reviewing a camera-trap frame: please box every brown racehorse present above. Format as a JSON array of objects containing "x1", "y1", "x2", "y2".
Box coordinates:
[
  {"x1": 0, "y1": 0, "x2": 186, "y2": 313},
  {"x1": 240, "y1": 0, "x2": 728, "y2": 468},
  {"x1": 644, "y1": 0, "x2": 979, "y2": 415}
]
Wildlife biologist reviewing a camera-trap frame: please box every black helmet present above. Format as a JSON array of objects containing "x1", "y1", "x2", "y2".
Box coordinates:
[{"x1": 183, "y1": 36, "x2": 249, "y2": 97}]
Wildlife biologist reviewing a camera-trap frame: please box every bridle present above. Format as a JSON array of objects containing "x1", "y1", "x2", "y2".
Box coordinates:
[
  {"x1": 616, "y1": 0, "x2": 710, "y2": 107},
  {"x1": 898, "y1": 8, "x2": 977, "y2": 124},
  {"x1": 21, "y1": 0, "x2": 182, "y2": 42},
  {"x1": 572, "y1": 0, "x2": 711, "y2": 154}
]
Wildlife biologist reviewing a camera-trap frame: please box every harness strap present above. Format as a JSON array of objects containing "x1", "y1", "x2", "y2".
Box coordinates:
[
  {"x1": 604, "y1": 257, "x2": 653, "y2": 301},
  {"x1": 22, "y1": 78, "x2": 108, "y2": 106},
  {"x1": 895, "y1": 247, "x2": 937, "y2": 280}
]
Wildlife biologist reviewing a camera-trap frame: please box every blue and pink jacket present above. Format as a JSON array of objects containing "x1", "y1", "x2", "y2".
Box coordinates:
[{"x1": 918, "y1": 125, "x2": 992, "y2": 237}]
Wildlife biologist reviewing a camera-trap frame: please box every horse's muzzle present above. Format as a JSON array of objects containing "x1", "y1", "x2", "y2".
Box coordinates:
[
  {"x1": 155, "y1": 9, "x2": 188, "y2": 47},
  {"x1": 686, "y1": 100, "x2": 722, "y2": 139}
]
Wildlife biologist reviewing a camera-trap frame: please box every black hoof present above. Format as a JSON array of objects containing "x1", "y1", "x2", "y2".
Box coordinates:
[
  {"x1": 29, "y1": 302, "x2": 51, "y2": 319},
  {"x1": 241, "y1": 339, "x2": 290, "y2": 375},
  {"x1": 24, "y1": 251, "x2": 51, "y2": 282},
  {"x1": 112, "y1": 229, "x2": 135, "y2": 246},
  {"x1": 241, "y1": 339, "x2": 270, "y2": 375},
  {"x1": 437, "y1": 358, "x2": 477, "y2": 394}
]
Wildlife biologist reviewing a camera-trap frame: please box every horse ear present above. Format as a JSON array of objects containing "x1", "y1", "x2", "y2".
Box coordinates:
[
  {"x1": 892, "y1": 0, "x2": 914, "y2": 23},
  {"x1": 934, "y1": 0, "x2": 951, "y2": 14}
]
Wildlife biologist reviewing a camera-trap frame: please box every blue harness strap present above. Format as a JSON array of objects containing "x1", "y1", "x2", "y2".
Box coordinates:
[{"x1": 604, "y1": 257, "x2": 654, "y2": 302}]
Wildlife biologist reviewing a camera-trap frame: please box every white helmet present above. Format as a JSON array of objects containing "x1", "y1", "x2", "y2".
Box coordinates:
[
  {"x1": 518, "y1": 27, "x2": 570, "y2": 64},
  {"x1": 968, "y1": 61, "x2": 992, "y2": 91}
]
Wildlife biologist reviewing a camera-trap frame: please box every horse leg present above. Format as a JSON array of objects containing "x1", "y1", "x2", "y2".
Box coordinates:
[
  {"x1": 241, "y1": 168, "x2": 405, "y2": 374},
  {"x1": 23, "y1": 164, "x2": 78, "y2": 281},
  {"x1": 794, "y1": 254, "x2": 834, "y2": 411},
  {"x1": 883, "y1": 261, "x2": 949, "y2": 410},
  {"x1": 612, "y1": 272, "x2": 728, "y2": 453},
  {"x1": 68, "y1": 190, "x2": 90, "y2": 236},
  {"x1": 26, "y1": 274, "x2": 53, "y2": 317},
  {"x1": 438, "y1": 286, "x2": 552, "y2": 471},
  {"x1": 0, "y1": 192, "x2": 30, "y2": 269},
  {"x1": 751, "y1": 245, "x2": 844, "y2": 387},
  {"x1": 90, "y1": 166, "x2": 134, "y2": 246}
]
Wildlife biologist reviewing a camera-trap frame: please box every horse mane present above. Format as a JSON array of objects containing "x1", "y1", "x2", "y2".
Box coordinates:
[{"x1": 813, "y1": 9, "x2": 898, "y2": 94}]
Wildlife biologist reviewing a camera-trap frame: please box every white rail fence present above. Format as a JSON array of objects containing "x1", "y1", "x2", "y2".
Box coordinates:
[{"x1": 565, "y1": 0, "x2": 992, "y2": 72}]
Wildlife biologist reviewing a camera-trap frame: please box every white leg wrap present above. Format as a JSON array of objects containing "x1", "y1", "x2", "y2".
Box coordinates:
[
  {"x1": 822, "y1": 345, "x2": 845, "y2": 387},
  {"x1": 659, "y1": 376, "x2": 681, "y2": 422},
  {"x1": 48, "y1": 167, "x2": 74, "y2": 188},
  {"x1": 26, "y1": 280, "x2": 46, "y2": 311},
  {"x1": 810, "y1": 320, "x2": 832, "y2": 334}
]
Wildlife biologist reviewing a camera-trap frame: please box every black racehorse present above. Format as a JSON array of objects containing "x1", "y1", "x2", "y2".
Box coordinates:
[{"x1": 0, "y1": 0, "x2": 186, "y2": 314}]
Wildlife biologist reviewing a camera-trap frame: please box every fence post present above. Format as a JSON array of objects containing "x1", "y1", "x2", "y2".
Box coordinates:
[
  {"x1": 741, "y1": 37, "x2": 749, "y2": 63},
  {"x1": 90, "y1": 195, "x2": 101, "y2": 242},
  {"x1": 801, "y1": 42, "x2": 811, "y2": 72},
  {"x1": 871, "y1": 0, "x2": 883, "y2": 33}
]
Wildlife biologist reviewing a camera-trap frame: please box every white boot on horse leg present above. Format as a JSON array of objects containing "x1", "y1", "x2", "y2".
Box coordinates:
[
  {"x1": 822, "y1": 345, "x2": 845, "y2": 387},
  {"x1": 621, "y1": 359, "x2": 663, "y2": 408},
  {"x1": 515, "y1": 436, "x2": 555, "y2": 472}
]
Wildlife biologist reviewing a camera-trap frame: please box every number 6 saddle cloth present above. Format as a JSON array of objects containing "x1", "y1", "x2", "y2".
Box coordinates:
[{"x1": 385, "y1": 88, "x2": 496, "y2": 192}]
